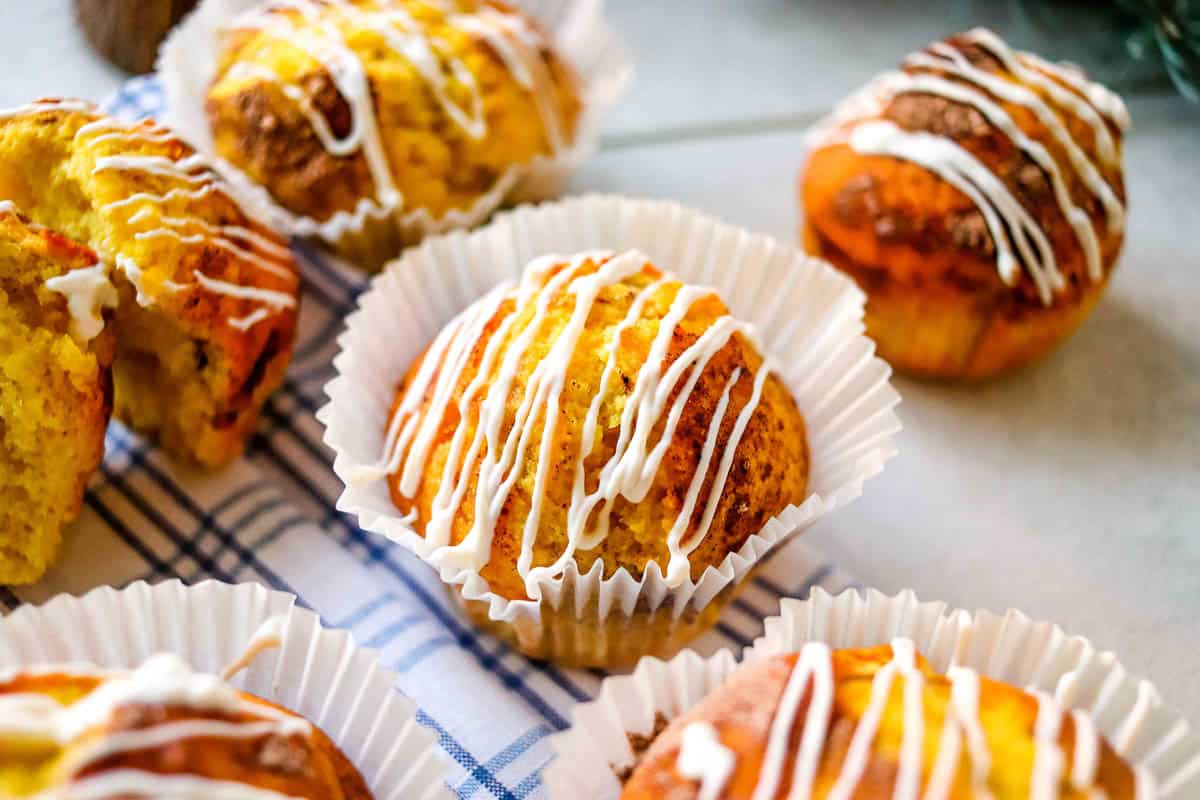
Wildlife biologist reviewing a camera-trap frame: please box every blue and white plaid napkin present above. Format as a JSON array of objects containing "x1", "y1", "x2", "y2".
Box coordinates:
[{"x1": 1, "y1": 76, "x2": 860, "y2": 799}]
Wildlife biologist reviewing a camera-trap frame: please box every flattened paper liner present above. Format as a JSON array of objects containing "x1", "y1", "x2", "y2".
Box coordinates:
[
  {"x1": 320, "y1": 194, "x2": 901, "y2": 665},
  {"x1": 0, "y1": 580, "x2": 453, "y2": 800},
  {"x1": 543, "y1": 587, "x2": 1200, "y2": 799},
  {"x1": 158, "y1": 0, "x2": 633, "y2": 260}
]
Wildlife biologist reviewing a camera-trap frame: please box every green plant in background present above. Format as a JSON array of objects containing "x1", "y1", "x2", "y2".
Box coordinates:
[{"x1": 1011, "y1": 0, "x2": 1199, "y2": 100}]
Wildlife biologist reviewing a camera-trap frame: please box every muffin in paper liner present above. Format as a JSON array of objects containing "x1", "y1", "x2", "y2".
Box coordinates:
[
  {"x1": 543, "y1": 586, "x2": 1200, "y2": 799},
  {"x1": 0, "y1": 579, "x2": 454, "y2": 800},
  {"x1": 158, "y1": 0, "x2": 633, "y2": 268},
  {"x1": 319, "y1": 194, "x2": 902, "y2": 668}
]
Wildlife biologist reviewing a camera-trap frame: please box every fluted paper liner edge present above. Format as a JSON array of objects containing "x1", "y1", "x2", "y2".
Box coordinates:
[
  {"x1": 0, "y1": 579, "x2": 454, "y2": 800},
  {"x1": 319, "y1": 194, "x2": 902, "y2": 663}
]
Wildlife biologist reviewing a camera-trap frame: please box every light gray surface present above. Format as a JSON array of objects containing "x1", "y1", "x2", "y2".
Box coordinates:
[{"x1": 2, "y1": 0, "x2": 1198, "y2": 724}]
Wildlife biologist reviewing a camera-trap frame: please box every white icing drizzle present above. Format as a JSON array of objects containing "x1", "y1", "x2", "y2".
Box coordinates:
[
  {"x1": 961, "y1": 28, "x2": 1124, "y2": 167},
  {"x1": 677, "y1": 722, "x2": 736, "y2": 800},
  {"x1": 0, "y1": 102, "x2": 298, "y2": 331},
  {"x1": 948, "y1": 665, "x2": 994, "y2": 799},
  {"x1": 223, "y1": 0, "x2": 567, "y2": 235},
  {"x1": 356, "y1": 250, "x2": 773, "y2": 594},
  {"x1": 221, "y1": 614, "x2": 288, "y2": 682},
  {"x1": 705, "y1": 639, "x2": 1127, "y2": 800},
  {"x1": 0, "y1": 98, "x2": 97, "y2": 120},
  {"x1": 1031, "y1": 690, "x2": 1068, "y2": 800},
  {"x1": 849, "y1": 119, "x2": 1061, "y2": 303},
  {"x1": 752, "y1": 642, "x2": 833, "y2": 800},
  {"x1": 814, "y1": 28, "x2": 1127, "y2": 306},
  {"x1": 44, "y1": 261, "x2": 119, "y2": 343},
  {"x1": 0, "y1": 649, "x2": 316, "y2": 799},
  {"x1": 31, "y1": 771, "x2": 305, "y2": 800}
]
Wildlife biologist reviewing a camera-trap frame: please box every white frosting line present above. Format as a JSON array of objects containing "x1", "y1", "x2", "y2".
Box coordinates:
[
  {"x1": 751, "y1": 641, "x2": 833, "y2": 800},
  {"x1": 812, "y1": 28, "x2": 1127, "y2": 305},
  {"x1": 676, "y1": 722, "x2": 736, "y2": 800},
  {"x1": 31, "y1": 771, "x2": 306, "y2": 800},
  {"x1": 0, "y1": 643, "x2": 317, "y2": 798},
  {"x1": 962, "y1": 28, "x2": 1122, "y2": 167},
  {"x1": 879, "y1": 69, "x2": 1108, "y2": 282},
  {"x1": 192, "y1": 271, "x2": 297, "y2": 309},
  {"x1": 849, "y1": 119, "x2": 1061, "y2": 304},
  {"x1": 0, "y1": 104, "x2": 297, "y2": 331},
  {"x1": 44, "y1": 261, "x2": 119, "y2": 343},
  {"x1": 221, "y1": 614, "x2": 288, "y2": 682},
  {"x1": 224, "y1": 0, "x2": 566, "y2": 235},
  {"x1": 1031, "y1": 690, "x2": 1067, "y2": 800},
  {"x1": 366, "y1": 250, "x2": 772, "y2": 594},
  {"x1": 702, "y1": 640, "x2": 1126, "y2": 799}
]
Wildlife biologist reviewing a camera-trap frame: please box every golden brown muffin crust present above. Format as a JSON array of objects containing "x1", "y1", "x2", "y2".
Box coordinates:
[
  {"x1": 0, "y1": 670, "x2": 373, "y2": 799},
  {"x1": 206, "y1": 0, "x2": 583, "y2": 225},
  {"x1": 385, "y1": 253, "x2": 809, "y2": 601},
  {"x1": 623, "y1": 645, "x2": 1140, "y2": 800},
  {"x1": 801, "y1": 31, "x2": 1127, "y2": 379}
]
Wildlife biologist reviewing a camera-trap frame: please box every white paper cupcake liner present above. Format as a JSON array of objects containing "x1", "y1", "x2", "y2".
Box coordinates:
[
  {"x1": 319, "y1": 194, "x2": 902, "y2": 661},
  {"x1": 158, "y1": 0, "x2": 633, "y2": 253},
  {"x1": 544, "y1": 586, "x2": 1200, "y2": 799},
  {"x1": 0, "y1": 579, "x2": 453, "y2": 800}
]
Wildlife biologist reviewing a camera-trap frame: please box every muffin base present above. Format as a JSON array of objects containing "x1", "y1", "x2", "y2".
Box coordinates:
[
  {"x1": 451, "y1": 569, "x2": 757, "y2": 669},
  {"x1": 804, "y1": 224, "x2": 1111, "y2": 381}
]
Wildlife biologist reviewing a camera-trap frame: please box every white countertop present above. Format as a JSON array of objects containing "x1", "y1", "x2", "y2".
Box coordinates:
[{"x1": 2, "y1": 0, "x2": 1198, "y2": 724}]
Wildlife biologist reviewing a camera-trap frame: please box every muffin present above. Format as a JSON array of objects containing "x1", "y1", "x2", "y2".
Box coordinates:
[
  {"x1": 0, "y1": 98, "x2": 300, "y2": 467},
  {"x1": 802, "y1": 28, "x2": 1128, "y2": 380},
  {"x1": 205, "y1": 0, "x2": 584, "y2": 267},
  {"x1": 0, "y1": 203, "x2": 116, "y2": 584},
  {"x1": 371, "y1": 250, "x2": 809, "y2": 664},
  {"x1": 0, "y1": 653, "x2": 372, "y2": 798},
  {"x1": 623, "y1": 640, "x2": 1150, "y2": 799}
]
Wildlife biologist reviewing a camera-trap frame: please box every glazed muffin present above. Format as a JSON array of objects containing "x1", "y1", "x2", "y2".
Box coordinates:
[
  {"x1": 206, "y1": 0, "x2": 584, "y2": 266},
  {"x1": 802, "y1": 29, "x2": 1128, "y2": 380},
  {"x1": 623, "y1": 641, "x2": 1151, "y2": 799},
  {"x1": 0, "y1": 203, "x2": 115, "y2": 584},
  {"x1": 0, "y1": 99, "x2": 300, "y2": 467},
  {"x1": 370, "y1": 250, "x2": 808, "y2": 663},
  {"x1": 0, "y1": 653, "x2": 372, "y2": 798}
]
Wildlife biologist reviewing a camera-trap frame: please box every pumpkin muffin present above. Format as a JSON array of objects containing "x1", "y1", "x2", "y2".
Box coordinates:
[
  {"x1": 0, "y1": 203, "x2": 115, "y2": 584},
  {"x1": 802, "y1": 29, "x2": 1128, "y2": 380},
  {"x1": 206, "y1": 0, "x2": 584, "y2": 266},
  {"x1": 624, "y1": 641, "x2": 1151, "y2": 799},
  {"x1": 373, "y1": 250, "x2": 808, "y2": 664},
  {"x1": 0, "y1": 98, "x2": 300, "y2": 467},
  {"x1": 0, "y1": 654, "x2": 372, "y2": 798}
]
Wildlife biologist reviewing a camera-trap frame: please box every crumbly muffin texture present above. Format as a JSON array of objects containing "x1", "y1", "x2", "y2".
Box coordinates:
[
  {"x1": 0, "y1": 100, "x2": 299, "y2": 466},
  {"x1": 623, "y1": 643, "x2": 1144, "y2": 799},
  {"x1": 382, "y1": 251, "x2": 809, "y2": 601},
  {"x1": 207, "y1": 0, "x2": 583, "y2": 230},
  {"x1": 0, "y1": 207, "x2": 114, "y2": 584}
]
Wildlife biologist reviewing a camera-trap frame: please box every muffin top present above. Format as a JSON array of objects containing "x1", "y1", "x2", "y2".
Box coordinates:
[
  {"x1": 623, "y1": 641, "x2": 1150, "y2": 800},
  {"x1": 207, "y1": 0, "x2": 583, "y2": 232},
  {"x1": 0, "y1": 654, "x2": 372, "y2": 798},
  {"x1": 0, "y1": 98, "x2": 299, "y2": 345},
  {"x1": 803, "y1": 28, "x2": 1128, "y2": 308},
  {"x1": 369, "y1": 250, "x2": 809, "y2": 601}
]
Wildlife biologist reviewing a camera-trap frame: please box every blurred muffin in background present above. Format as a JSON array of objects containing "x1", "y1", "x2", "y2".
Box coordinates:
[
  {"x1": 802, "y1": 28, "x2": 1128, "y2": 380},
  {"x1": 206, "y1": 0, "x2": 583, "y2": 267}
]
